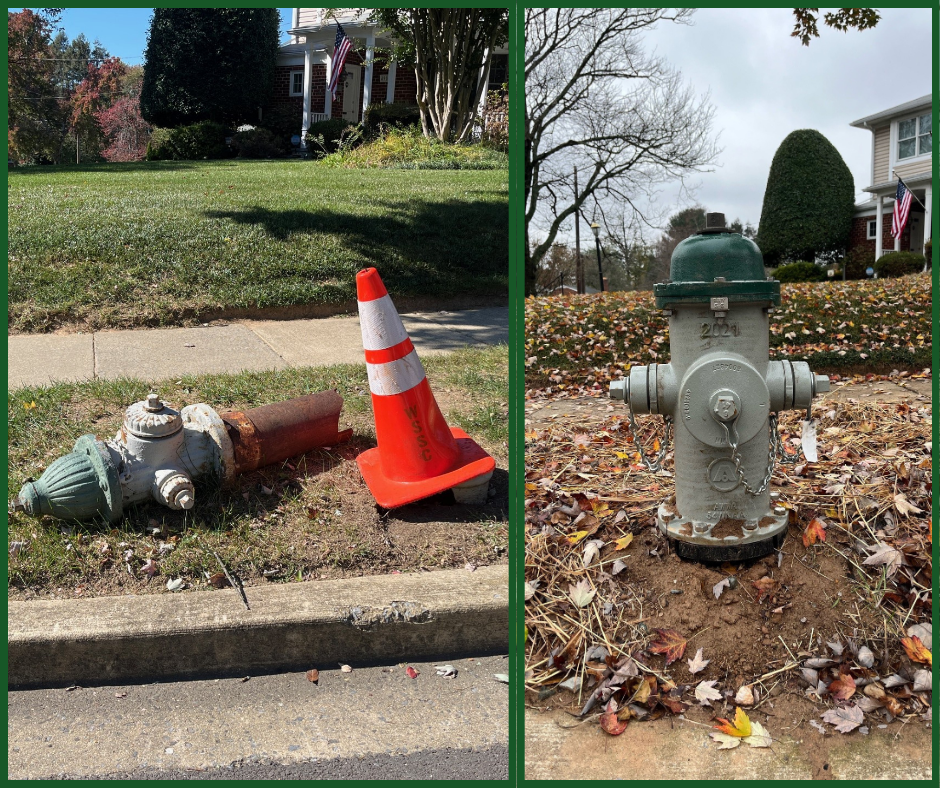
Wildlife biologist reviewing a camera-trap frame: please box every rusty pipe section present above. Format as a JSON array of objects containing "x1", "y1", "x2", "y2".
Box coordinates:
[{"x1": 221, "y1": 390, "x2": 354, "y2": 475}]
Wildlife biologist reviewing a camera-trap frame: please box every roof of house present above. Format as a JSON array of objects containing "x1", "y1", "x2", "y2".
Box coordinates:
[{"x1": 849, "y1": 94, "x2": 932, "y2": 128}]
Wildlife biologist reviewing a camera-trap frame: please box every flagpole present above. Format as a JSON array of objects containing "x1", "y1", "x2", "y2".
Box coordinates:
[{"x1": 892, "y1": 170, "x2": 927, "y2": 210}]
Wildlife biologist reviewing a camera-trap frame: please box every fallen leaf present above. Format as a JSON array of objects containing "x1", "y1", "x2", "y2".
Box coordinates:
[
  {"x1": 340, "y1": 664, "x2": 352, "y2": 673},
  {"x1": 913, "y1": 669, "x2": 930, "y2": 692},
  {"x1": 611, "y1": 558, "x2": 627, "y2": 576},
  {"x1": 566, "y1": 530, "x2": 590, "y2": 545},
  {"x1": 649, "y1": 628, "x2": 688, "y2": 666},
  {"x1": 208, "y1": 572, "x2": 230, "y2": 588},
  {"x1": 569, "y1": 578, "x2": 596, "y2": 608},
  {"x1": 893, "y1": 492, "x2": 923, "y2": 516},
  {"x1": 166, "y1": 578, "x2": 184, "y2": 592},
  {"x1": 735, "y1": 685, "x2": 755, "y2": 706},
  {"x1": 714, "y1": 707, "x2": 752, "y2": 738},
  {"x1": 435, "y1": 665, "x2": 457, "y2": 678},
  {"x1": 828, "y1": 672, "x2": 856, "y2": 701},
  {"x1": 803, "y1": 517, "x2": 827, "y2": 547},
  {"x1": 695, "y1": 680, "x2": 723, "y2": 707},
  {"x1": 306, "y1": 669, "x2": 319, "y2": 683},
  {"x1": 710, "y1": 731, "x2": 741, "y2": 749},
  {"x1": 406, "y1": 666, "x2": 419, "y2": 679},
  {"x1": 863, "y1": 543, "x2": 902, "y2": 577},
  {"x1": 743, "y1": 720, "x2": 772, "y2": 748},
  {"x1": 582, "y1": 539, "x2": 603, "y2": 568},
  {"x1": 687, "y1": 648, "x2": 710, "y2": 675},
  {"x1": 493, "y1": 673, "x2": 510, "y2": 684},
  {"x1": 901, "y1": 635, "x2": 931, "y2": 666},
  {"x1": 140, "y1": 558, "x2": 158, "y2": 578},
  {"x1": 558, "y1": 676, "x2": 581, "y2": 692},
  {"x1": 613, "y1": 533, "x2": 634, "y2": 551},
  {"x1": 821, "y1": 704, "x2": 864, "y2": 733},
  {"x1": 712, "y1": 578, "x2": 731, "y2": 599},
  {"x1": 856, "y1": 646, "x2": 875, "y2": 668},
  {"x1": 751, "y1": 576, "x2": 778, "y2": 601},
  {"x1": 524, "y1": 581, "x2": 538, "y2": 601},
  {"x1": 600, "y1": 709, "x2": 628, "y2": 736}
]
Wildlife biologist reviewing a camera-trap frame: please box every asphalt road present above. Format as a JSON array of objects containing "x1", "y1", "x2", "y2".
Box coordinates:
[{"x1": 9, "y1": 656, "x2": 509, "y2": 780}]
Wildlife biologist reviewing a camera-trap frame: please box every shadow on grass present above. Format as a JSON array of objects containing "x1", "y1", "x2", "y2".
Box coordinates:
[{"x1": 205, "y1": 198, "x2": 509, "y2": 295}]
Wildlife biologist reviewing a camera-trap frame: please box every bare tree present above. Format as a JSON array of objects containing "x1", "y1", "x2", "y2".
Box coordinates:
[{"x1": 525, "y1": 8, "x2": 720, "y2": 295}]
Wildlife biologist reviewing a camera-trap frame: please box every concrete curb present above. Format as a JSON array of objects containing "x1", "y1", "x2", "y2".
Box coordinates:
[{"x1": 8, "y1": 564, "x2": 508, "y2": 689}]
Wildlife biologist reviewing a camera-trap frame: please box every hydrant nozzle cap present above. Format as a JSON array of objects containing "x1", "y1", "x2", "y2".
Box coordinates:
[{"x1": 144, "y1": 392, "x2": 163, "y2": 412}]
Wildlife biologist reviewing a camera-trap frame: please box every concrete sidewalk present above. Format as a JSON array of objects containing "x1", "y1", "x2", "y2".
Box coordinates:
[{"x1": 8, "y1": 307, "x2": 509, "y2": 389}]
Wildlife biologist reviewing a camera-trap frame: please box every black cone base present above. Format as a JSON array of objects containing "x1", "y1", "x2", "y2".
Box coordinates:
[{"x1": 671, "y1": 532, "x2": 785, "y2": 563}]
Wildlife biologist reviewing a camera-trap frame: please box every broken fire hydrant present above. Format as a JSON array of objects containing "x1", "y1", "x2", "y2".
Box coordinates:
[
  {"x1": 11, "y1": 391, "x2": 352, "y2": 522},
  {"x1": 609, "y1": 212, "x2": 830, "y2": 561}
]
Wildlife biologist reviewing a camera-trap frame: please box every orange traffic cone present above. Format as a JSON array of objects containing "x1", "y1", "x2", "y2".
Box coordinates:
[{"x1": 355, "y1": 268, "x2": 495, "y2": 508}]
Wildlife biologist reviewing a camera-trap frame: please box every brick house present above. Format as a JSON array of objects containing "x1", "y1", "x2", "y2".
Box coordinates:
[
  {"x1": 848, "y1": 94, "x2": 932, "y2": 260},
  {"x1": 270, "y1": 9, "x2": 508, "y2": 146}
]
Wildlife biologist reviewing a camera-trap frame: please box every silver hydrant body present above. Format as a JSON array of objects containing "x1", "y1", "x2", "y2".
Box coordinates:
[{"x1": 610, "y1": 213, "x2": 829, "y2": 561}]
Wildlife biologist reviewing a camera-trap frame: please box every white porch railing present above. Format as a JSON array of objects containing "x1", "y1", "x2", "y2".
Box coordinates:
[{"x1": 307, "y1": 113, "x2": 328, "y2": 126}]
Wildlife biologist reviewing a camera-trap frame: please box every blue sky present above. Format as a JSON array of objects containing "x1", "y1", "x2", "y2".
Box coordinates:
[{"x1": 15, "y1": 8, "x2": 295, "y2": 63}]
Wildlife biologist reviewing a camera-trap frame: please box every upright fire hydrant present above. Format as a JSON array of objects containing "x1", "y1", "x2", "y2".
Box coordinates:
[
  {"x1": 610, "y1": 213, "x2": 830, "y2": 561},
  {"x1": 11, "y1": 391, "x2": 351, "y2": 523}
]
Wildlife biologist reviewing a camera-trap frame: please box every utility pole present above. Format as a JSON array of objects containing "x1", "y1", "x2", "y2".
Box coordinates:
[{"x1": 574, "y1": 166, "x2": 584, "y2": 294}]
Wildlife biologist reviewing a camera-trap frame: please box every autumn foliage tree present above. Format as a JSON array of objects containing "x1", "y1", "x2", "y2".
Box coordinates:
[
  {"x1": 95, "y1": 68, "x2": 151, "y2": 161},
  {"x1": 8, "y1": 9, "x2": 63, "y2": 162}
]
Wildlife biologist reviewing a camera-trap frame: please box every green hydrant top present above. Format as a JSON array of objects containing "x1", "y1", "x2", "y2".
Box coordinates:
[{"x1": 654, "y1": 212, "x2": 781, "y2": 308}]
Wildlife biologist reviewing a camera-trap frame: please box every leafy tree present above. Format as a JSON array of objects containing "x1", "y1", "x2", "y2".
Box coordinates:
[
  {"x1": 51, "y1": 32, "x2": 108, "y2": 92},
  {"x1": 790, "y1": 8, "x2": 880, "y2": 46},
  {"x1": 367, "y1": 9, "x2": 507, "y2": 142},
  {"x1": 140, "y1": 8, "x2": 280, "y2": 127},
  {"x1": 95, "y1": 67, "x2": 151, "y2": 161},
  {"x1": 8, "y1": 9, "x2": 63, "y2": 162},
  {"x1": 525, "y1": 8, "x2": 719, "y2": 295},
  {"x1": 70, "y1": 57, "x2": 128, "y2": 161},
  {"x1": 757, "y1": 130, "x2": 854, "y2": 266}
]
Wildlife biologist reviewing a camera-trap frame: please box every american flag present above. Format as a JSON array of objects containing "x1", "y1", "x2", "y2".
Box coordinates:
[
  {"x1": 327, "y1": 22, "x2": 353, "y2": 101},
  {"x1": 891, "y1": 177, "x2": 913, "y2": 240}
]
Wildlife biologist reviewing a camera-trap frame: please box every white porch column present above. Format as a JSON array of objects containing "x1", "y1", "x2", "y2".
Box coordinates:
[
  {"x1": 476, "y1": 47, "x2": 492, "y2": 117},
  {"x1": 301, "y1": 38, "x2": 313, "y2": 147},
  {"x1": 924, "y1": 184, "x2": 932, "y2": 244},
  {"x1": 875, "y1": 195, "x2": 884, "y2": 260},
  {"x1": 362, "y1": 30, "x2": 374, "y2": 120},
  {"x1": 385, "y1": 60, "x2": 397, "y2": 103},
  {"x1": 323, "y1": 50, "x2": 333, "y2": 119}
]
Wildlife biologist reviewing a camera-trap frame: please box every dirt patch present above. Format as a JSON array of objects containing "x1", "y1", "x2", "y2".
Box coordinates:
[{"x1": 524, "y1": 383, "x2": 931, "y2": 741}]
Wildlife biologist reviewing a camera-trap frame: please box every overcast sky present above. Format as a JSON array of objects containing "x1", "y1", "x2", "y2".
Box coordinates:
[{"x1": 631, "y1": 7, "x2": 932, "y2": 233}]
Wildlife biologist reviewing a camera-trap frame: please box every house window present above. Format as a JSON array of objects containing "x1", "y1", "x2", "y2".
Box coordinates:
[
  {"x1": 290, "y1": 71, "x2": 304, "y2": 97},
  {"x1": 867, "y1": 219, "x2": 877, "y2": 240},
  {"x1": 898, "y1": 113, "x2": 931, "y2": 159}
]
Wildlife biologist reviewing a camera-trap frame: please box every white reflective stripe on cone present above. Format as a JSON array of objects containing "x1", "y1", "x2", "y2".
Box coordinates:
[
  {"x1": 358, "y1": 294, "x2": 409, "y2": 351},
  {"x1": 366, "y1": 349, "x2": 426, "y2": 396}
]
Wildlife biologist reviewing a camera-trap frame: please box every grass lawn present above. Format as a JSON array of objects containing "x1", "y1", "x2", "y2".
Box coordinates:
[
  {"x1": 525, "y1": 273, "x2": 932, "y2": 396},
  {"x1": 8, "y1": 160, "x2": 508, "y2": 333},
  {"x1": 8, "y1": 345, "x2": 508, "y2": 599}
]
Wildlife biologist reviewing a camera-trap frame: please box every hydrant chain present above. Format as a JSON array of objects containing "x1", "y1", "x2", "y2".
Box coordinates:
[{"x1": 718, "y1": 418, "x2": 777, "y2": 497}]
